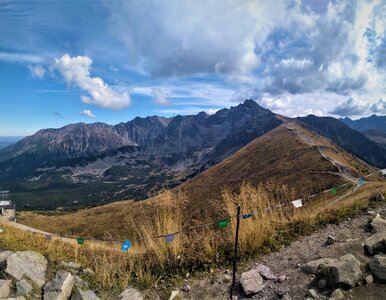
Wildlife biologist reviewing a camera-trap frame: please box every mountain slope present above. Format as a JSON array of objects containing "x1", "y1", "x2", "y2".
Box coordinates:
[
  {"x1": 341, "y1": 115, "x2": 386, "y2": 133},
  {"x1": 16, "y1": 120, "x2": 384, "y2": 238},
  {"x1": 364, "y1": 130, "x2": 386, "y2": 149},
  {"x1": 299, "y1": 115, "x2": 386, "y2": 169}
]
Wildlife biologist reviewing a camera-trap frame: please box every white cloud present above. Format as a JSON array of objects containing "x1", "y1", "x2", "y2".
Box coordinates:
[
  {"x1": 28, "y1": 65, "x2": 46, "y2": 78},
  {"x1": 79, "y1": 109, "x2": 95, "y2": 118},
  {"x1": 330, "y1": 97, "x2": 386, "y2": 117},
  {"x1": 152, "y1": 88, "x2": 170, "y2": 105},
  {"x1": 0, "y1": 52, "x2": 44, "y2": 64},
  {"x1": 53, "y1": 54, "x2": 131, "y2": 110}
]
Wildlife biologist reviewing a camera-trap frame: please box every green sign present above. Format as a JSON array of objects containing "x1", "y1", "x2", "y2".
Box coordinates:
[
  {"x1": 76, "y1": 238, "x2": 85, "y2": 245},
  {"x1": 331, "y1": 187, "x2": 337, "y2": 196},
  {"x1": 217, "y1": 218, "x2": 230, "y2": 229}
]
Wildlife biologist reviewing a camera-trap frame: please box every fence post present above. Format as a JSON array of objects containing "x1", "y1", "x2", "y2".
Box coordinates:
[{"x1": 230, "y1": 205, "x2": 241, "y2": 299}]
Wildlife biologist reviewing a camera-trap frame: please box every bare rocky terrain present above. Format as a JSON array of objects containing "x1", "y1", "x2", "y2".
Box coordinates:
[{"x1": 175, "y1": 198, "x2": 386, "y2": 300}]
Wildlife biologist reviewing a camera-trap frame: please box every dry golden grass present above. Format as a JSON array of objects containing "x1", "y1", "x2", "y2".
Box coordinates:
[{"x1": 4, "y1": 180, "x2": 386, "y2": 297}]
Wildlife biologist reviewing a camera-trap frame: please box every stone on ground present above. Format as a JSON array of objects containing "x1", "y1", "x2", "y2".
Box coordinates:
[
  {"x1": 306, "y1": 288, "x2": 319, "y2": 299},
  {"x1": 240, "y1": 269, "x2": 264, "y2": 296},
  {"x1": 329, "y1": 288, "x2": 344, "y2": 300},
  {"x1": 364, "y1": 232, "x2": 386, "y2": 255},
  {"x1": 0, "y1": 280, "x2": 12, "y2": 298},
  {"x1": 364, "y1": 274, "x2": 374, "y2": 285},
  {"x1": 60, "y1": 261, "x2": 81, "y2": 269},
  {"x1": 44, "y1": 270, "x2": 74, "y2": 300},
  {"x1": 322, "y1": 254, "x2": 362, "y2": 288},
  {"x1": 119, "y1": 287, "x2": 143, "y2": 300},
  {"x1": 326, "y1": 235, "x2": 336, "y2": 246},
  {"x1": 301, "y1": 258, "x2": 338, "y2": 274},
  {"x1": 368, "y1": 255, "x2": 386, "y2": 281},
  {"x1": 371, "y1": 216, "x2": 386, "y2": 233},
  {"x1": 254, "y1": 264, "x2": 277, "y2": 280},
  {"x1": 0, "y1": 251, "x2": 47, "y2": 287},
  {"x1": 16, "y1": 279, "x2": 33, "y2": 297},
  {"x1": 70, "y1": 288, "x2": 100, "y2": 300}
]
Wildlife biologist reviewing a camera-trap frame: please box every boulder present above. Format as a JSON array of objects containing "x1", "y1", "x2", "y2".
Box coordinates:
[
  {"x1": 44, "y1": 270, "x2": 74, "y2": 300},
  {"x1": 70, "y1": 288, "x2": 100, "y2": 300},
  {"x1": 0, "y1": 280, "x2": 12, "y2": 298},
  {"x1": 322, "y1": 254, "x2": 362, "y2": 288},
  {"x1": 254, "y1": 264, "x2": 277, "y2": 280},
  {"x1": 119, "y1": 287, "x2": 143, "y2": 300},
  {"x1": 371, "y1": 216, "x2": 386, "y2": 233},
  {"x1": 368, "y1": 255, "x2": 386, "y2": 281},
  {"x1": 60, "y1": 261, "x2": 81, "y2": 269},
  {"x1": 364, "y1": 232, "x2": 386, "y2": 255},
  {"x1": 301, "y1": 258, "x2": 338, "y2": 274},
  {"x1": 329, "y1": 289, "x2": 344, "y2": 300},
  {"x1": 0, "y1": 251, "x2": 47, "y2": 287},
  {"x1": 240, "y1": 269, "x2": 264, "y2": 296},
  {"x1": 16, "y1": 279, "x2": 33, "y2": 297}
]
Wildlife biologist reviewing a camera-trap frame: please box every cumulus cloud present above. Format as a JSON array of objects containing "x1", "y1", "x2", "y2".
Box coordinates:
[
  {"x1": 330, "y1": 97, "x2": 386, "y2": 117},
  {"x1": 28, "y1": 65, "x2": 46, "y2": 78},
  {"x1": 152, "y1": 88, "x2": 170, "y2": 105},
  {"x1": 79, "y1": 109, "x2": 95, "y2": 118},
  {"x1": 53, "y1": 54, "x2": 131, "y2": 110}
]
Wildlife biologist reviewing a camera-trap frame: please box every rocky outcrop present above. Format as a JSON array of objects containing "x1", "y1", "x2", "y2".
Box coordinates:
[
  {"x1": 320, "y1": 254, "x2": 362, "y2": 289},
  {"x1": 364, "y1": 232, "x2": 386, "y2": 255},
  {"x1": 371, "y1": 216, "x2": 386, "y2": 233},
  {"x1": 0, "y1": 280, "x2": 12, "y2": 298},
  {"x1": 0, "y1": 251, "x2": 47, "y2": 287},
  {"x1": 301, "y1": 258, "x2": 338, "y2": 275},
  {"x1": 15, "y1": 279, "x2": 33, "y2": 297},
  {"x1": 240, "y1": 269, "x2": 264, "y2": 296},
  {"x1": 119, "y1": 287, "x2": 143, "y2": 300},
  {"x1": 43, "y1": 270, "x2": 75, "y2": 300},
  {"x1": 368, "y1": 255, "x2": 386, "y2": 281}
]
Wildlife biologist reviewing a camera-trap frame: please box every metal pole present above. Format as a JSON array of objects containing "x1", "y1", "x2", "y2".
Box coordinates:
[{"x1": 230, "y1": 205, "x2": 241, "y2": 299}]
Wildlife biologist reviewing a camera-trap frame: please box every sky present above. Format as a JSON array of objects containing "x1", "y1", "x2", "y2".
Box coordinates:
[{"x1": 0, "y1": 0, "x2": 385, "y2": 136}]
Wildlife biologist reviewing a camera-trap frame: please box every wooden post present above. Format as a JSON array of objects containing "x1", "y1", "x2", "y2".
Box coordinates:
[{"x1": 230, "y1": 205, "x2": 241, "y2": 299}]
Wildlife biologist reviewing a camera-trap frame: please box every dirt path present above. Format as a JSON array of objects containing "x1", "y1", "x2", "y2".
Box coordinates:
[{"x1": 179, "y1": 206, "x2": 384, "y2": 300}]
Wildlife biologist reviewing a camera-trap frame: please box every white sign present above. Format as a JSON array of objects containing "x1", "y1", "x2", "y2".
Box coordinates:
[{"x1": 292, "y1": 199, "x2": 303, "y2": 208}]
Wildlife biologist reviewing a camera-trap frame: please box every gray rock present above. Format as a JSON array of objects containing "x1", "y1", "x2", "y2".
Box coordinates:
[
  {"x1": 0, "y1": 251, "x2": 47, "y2": 287},
  {"x1": 371, "y1": 216, "x2": 386, "y2": 233},
  {"x1": 0, "y1": 280, "x2": 12, "y2": 298},
  {"x1": 307, "y1": 289, "x2": 319, "y2": 299},
  {"x1": 60, "y1": 261, "x2": 81, "y2": 269},
  {"x1": 323, "y1": 254, "x2": 362, "y2": 288},
  {"x1": 254, "y1": 264, "x2": 277, "y2": 280},
  {"x1": 2, "y1": 297, "x2": 26, "y2": 300},
  {"x1": 16, "y1": 279, "x2": 33, "y2": 297},
  {"x1": 181, "y1": 285, "x2": 191, "y2": 293},
  {"x1": 364, "y1": 232, "x2": 386, "y2": 255},
  {"x1": 368, "y1": 210, "x2": 377, "y2": 216},
  {"x1": 368, "y1": 255, "x2": 386, "y2": 281},
  {"x1": 365, "y1": 274, "x2": 374, "y2": 284},
  {"x1": 71, "y1": 288, "x2": 100, "y2": 300},
  {"x1": 82, "y1": 268, "x2": 95, "y2": 276},
  {"x1": 329, "y1": 288, "x2": 344, "y2": 300},
  {"x1": 301, "y1": 258, "x2": 338, "y2": 274},
  {"x1": 0, "y1": 251, "x2": 12, "y2": 264},
  {"x1": 278, "y1": 275, "x2": 286, "y2": 283},
  {"x1": 240, "y1": 269, "x2": 264, "y2": 296},
  {"x1": 74, "y1": 276, "x2": 89, "y2": 288},
  {"x1": 43, "y1": 292, "x2": 67, "y2": 300},
  {"x1": 326, "y1": 235, "x2": 336, "y2": 246},
  {"x1": 44, "y1": 270, "x2": 75, "y2": 300},
  {"x1": 119, "y1": 287, "x2": 143, "y2": 300}
]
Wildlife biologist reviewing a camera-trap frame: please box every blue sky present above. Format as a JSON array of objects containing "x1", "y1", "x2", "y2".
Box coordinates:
[{"x1": 0, "y1": 0, "x2": 385, "y2": 136}]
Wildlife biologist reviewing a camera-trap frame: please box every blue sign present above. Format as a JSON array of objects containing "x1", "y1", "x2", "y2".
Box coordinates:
[
  {"x1": 121, "y1": 240, "x2": 131, "y2": 251},
  {"x1": 164, "y1": 234, "x2": 175, "y2": 243}
]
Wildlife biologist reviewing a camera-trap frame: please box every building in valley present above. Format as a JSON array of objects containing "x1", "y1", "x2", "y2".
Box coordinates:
[{"x1": 0, "y1": 190, "x2": 16, "y2": 222}]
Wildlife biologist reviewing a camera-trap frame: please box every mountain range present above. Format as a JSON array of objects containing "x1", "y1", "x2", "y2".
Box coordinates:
[{"x1": 1, "y1": 100, "x2": 385, "y2": 210}]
